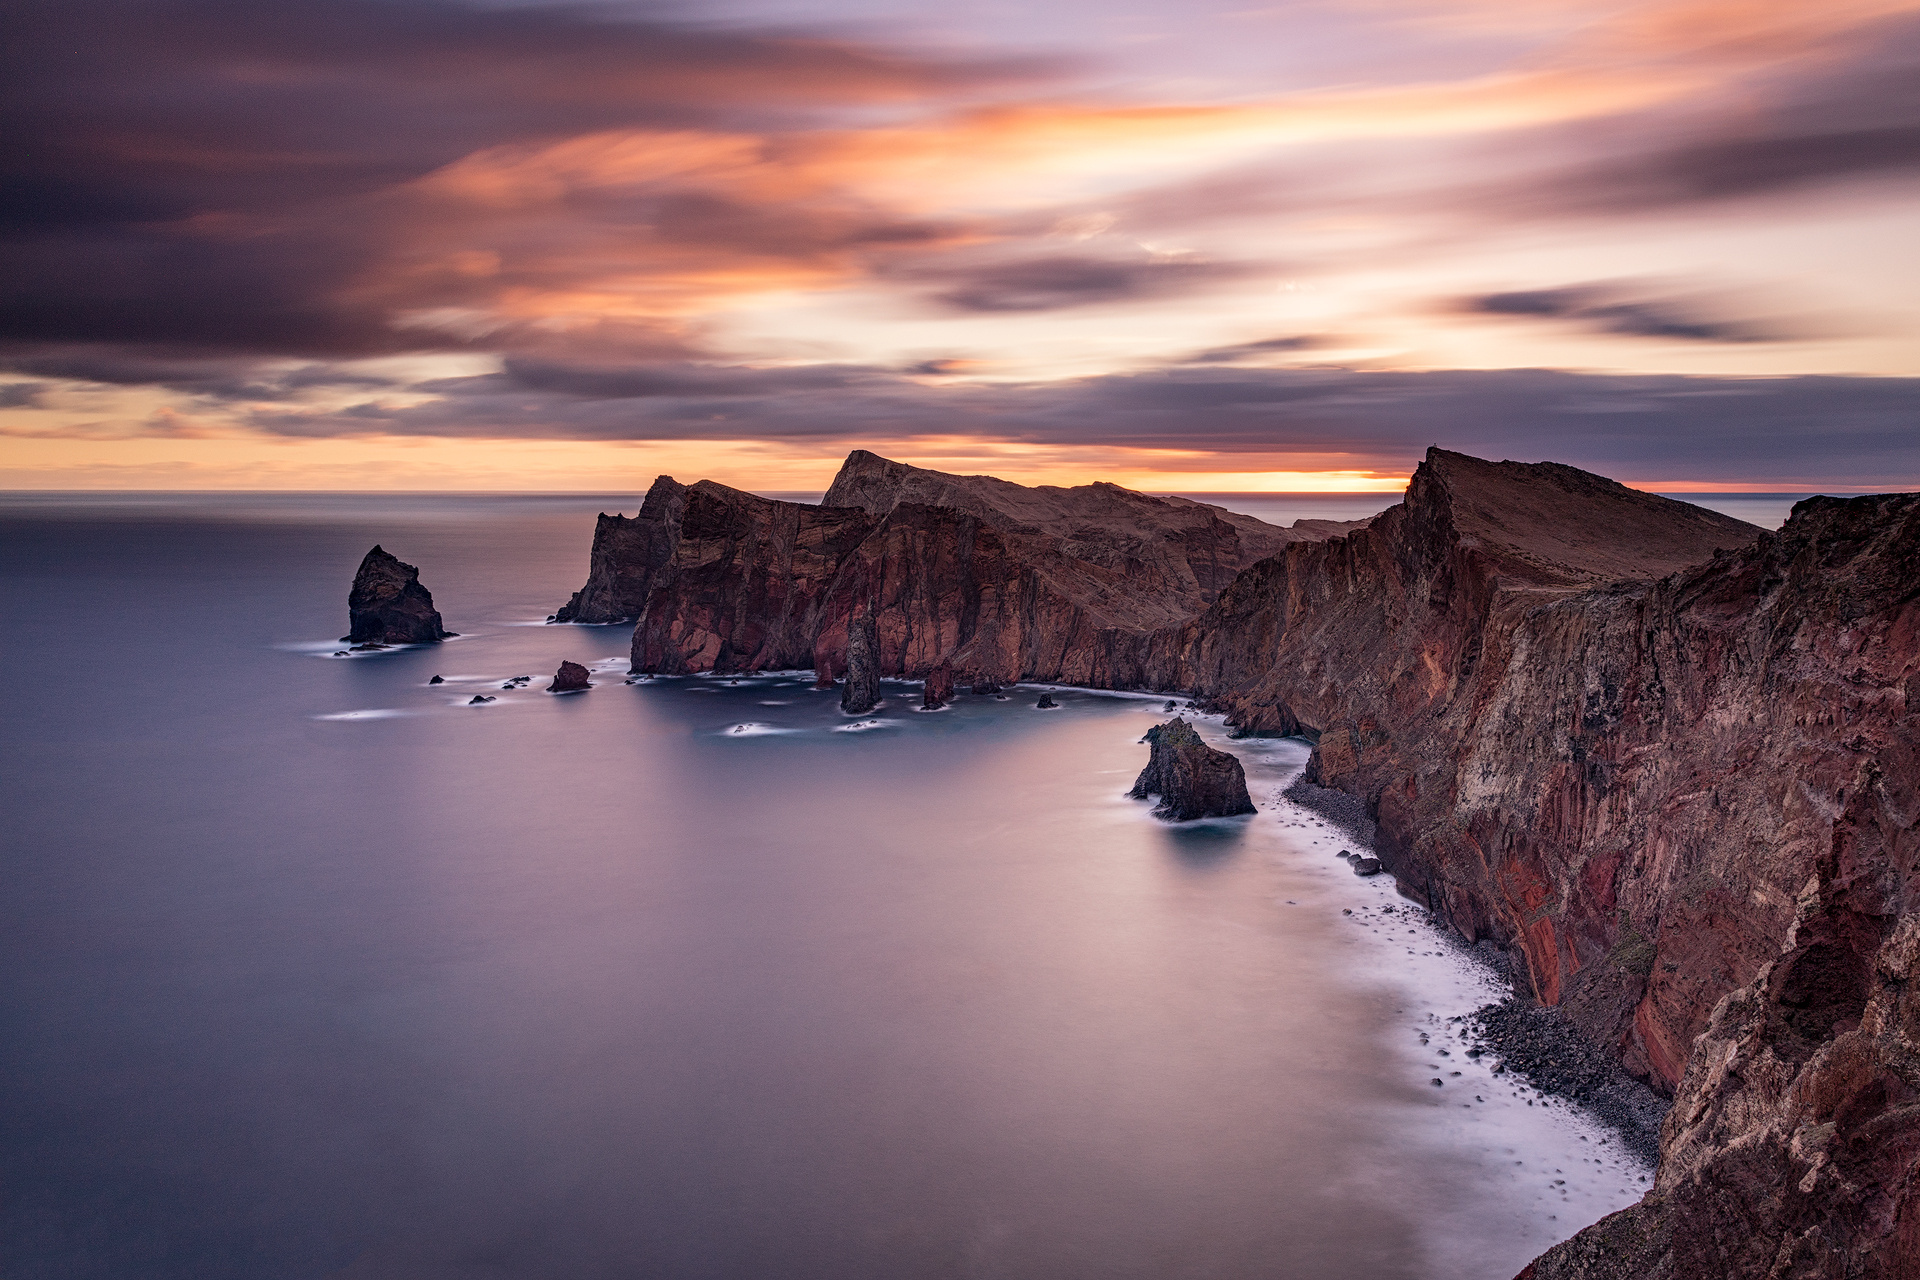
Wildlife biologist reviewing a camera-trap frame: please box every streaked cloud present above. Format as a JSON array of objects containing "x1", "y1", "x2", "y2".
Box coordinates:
[{"x1": 3, "y1": 0, "x2": 1918, "y2": 488}]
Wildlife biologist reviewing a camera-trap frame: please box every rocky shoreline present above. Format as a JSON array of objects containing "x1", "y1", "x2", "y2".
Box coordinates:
[{"x1": 1288, "y1": 768, "x2": 1670, "y2": 1165}]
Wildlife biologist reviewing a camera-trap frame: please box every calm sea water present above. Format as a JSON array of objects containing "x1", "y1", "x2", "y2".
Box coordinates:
[{"x1": 2, "y1": 496, "x2": 1652, "y2": 1280}]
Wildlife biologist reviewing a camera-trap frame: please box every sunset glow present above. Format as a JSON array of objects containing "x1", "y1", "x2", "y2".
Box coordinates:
[{"x1": 3, "y1": 0, "x2": 1916, "y2": 491}]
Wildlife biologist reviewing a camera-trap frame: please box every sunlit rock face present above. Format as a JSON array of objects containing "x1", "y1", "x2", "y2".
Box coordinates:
[{"x1": 344, "y1": 545, "x2": 450, "y2": 644}]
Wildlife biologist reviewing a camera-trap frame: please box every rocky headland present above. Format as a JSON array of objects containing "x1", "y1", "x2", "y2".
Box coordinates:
[
  {"x1": 344, "y1": 545, "x2": 452, "y2": 644},
  {"x1": 551, "y1": 449, "x2": 1363, "y2": 683},
  {"x1": 555, "y1": 447, "x2": 1918, "y2": 1277},
  {"x1": 1130, "y1": 717, "x2": 1257, "y2": 821}
]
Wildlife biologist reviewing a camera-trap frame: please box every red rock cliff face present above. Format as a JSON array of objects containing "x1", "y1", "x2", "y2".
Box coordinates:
[
  {"x1": 1510, "y1": 494, "x2": 1920, "y2": 1279},
  {"x1": 553, "y1": 450, "x2": 1357, "y2": 680},
  {"x1": 1109, "y1": 456, "x2": 1917, "y2": 1278}
]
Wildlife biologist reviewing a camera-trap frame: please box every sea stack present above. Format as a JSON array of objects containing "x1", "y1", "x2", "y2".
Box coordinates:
[
  {"x1": 922, "y1": 659, "x2": 954, "y2": 710},
  {"x1": 548, "y1": 661, "x2": 592, "y2": 693},
  {"x1": 840, "y1": 610, "x2": 881, "y2": 715},
  {"x1": 1129, "y1": 718, "x2": 1256, "y2": 821},
  {"x1": 343, "y1": 545, "x2": 452, "y2": 644}
]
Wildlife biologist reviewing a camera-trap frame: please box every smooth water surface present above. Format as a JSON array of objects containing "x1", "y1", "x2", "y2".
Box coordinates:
[{"x1": 2, "y1": 497, "x2": 1647, "y2": 1280}]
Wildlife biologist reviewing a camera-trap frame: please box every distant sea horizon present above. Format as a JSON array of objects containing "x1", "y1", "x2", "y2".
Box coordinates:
[{"x1": 3, "y1": 488, "x2": 1887, "y2": 531}]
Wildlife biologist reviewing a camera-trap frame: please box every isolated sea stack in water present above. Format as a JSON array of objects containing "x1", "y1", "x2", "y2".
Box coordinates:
[
  {"x1": 840, "y1": 611, "x2": 880, "y2": 714},
  {"x1": 1130, "y1": 718, "x2": 1256, "y2": 821},
  {"x1": 344, "y1": 545, "x2": 451, "y2": 644},
  {"x1": 922, "y1": 659, "x2": 954, "y2": 710},
  {"x1": 548, "y1": 661, "x2": 592, "y2": 693}
]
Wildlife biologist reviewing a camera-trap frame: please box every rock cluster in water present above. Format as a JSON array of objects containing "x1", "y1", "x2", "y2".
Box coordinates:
[
  {"x1": 343, "y1": 545, "x2": 452, "y2": 644},
  {"x1": 1128, "y1": 718, "x2": 1256, "y2": 821},
  {"x1": 548, "y1": 661, "x2": 591, "y2": 693}
]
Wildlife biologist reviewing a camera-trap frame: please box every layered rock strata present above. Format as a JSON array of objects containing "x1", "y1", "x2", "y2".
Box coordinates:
[
  {"x1": 344, "y1": 545, "x2": 451, "y2": 644},
  {"x1": 1129, "y1": 718, "x2": 1257, "y2": 821}
]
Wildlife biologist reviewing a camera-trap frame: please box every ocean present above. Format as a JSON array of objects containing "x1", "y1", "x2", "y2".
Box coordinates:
[{"x1": 2, "y1": 494, "x2": 1654, "y2": 1280}]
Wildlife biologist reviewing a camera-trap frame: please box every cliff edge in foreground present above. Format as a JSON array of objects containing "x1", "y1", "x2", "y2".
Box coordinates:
[{"x1": 1130, "y1": 459, "x2": 1917, "y2": 1278}]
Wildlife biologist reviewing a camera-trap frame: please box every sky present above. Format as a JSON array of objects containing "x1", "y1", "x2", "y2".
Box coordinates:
[{"x1": 3, "y1": 0, "x2": 1917, "y2": 492}]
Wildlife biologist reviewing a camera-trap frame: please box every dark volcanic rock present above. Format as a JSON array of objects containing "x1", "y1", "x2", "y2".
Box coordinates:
[
  {"x1": 1129, "y1": 718, "x2": 1256, "y2": 821},
  {"x1": 922, "y1": 659, "x2": 953, "y2": 710},
  {"x1": 551, "y1": 476, "x2": 689, "y2": 624},
  {"x1": 1466, "y1": 997, "x2": 1667, "y2": 1166},
  {"x1": 1035, "y1": 692, "x2": 1058, "y2": 709},
  {"x1": 548, "y1": 661, "x2": 591, "y2": 693},
  {"x1": 343, "y1": 546, "x2": 450, "y2": 644},
  {"x1": 429, "y1": 675, "x2": 443, "y2": 684},
  {"x1": 840, "y1": 611, "x2": 880, "y2": 715},
  {"x1": 1350, "y1": 857, "x2": 1382, "y2": 876},
  {"x1": 468, "y1": 695, "x2": 493, "y2": 705}
]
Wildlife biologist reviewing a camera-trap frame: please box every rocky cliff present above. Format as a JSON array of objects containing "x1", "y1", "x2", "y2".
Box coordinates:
[
  {"x1": 1130, "y1": 718, "x2": 1257, "y2": 821},
  {"x1": 554, "y1": 445, "x2": 1918, "y2": 1276},
  {"x1": 552, "y1": 450, "x2": 1360, "y2": 681},
  {"x1": 344, "y1": 545, "x2": 451, "y2": 644},
  {"x1": 1116, "y1": 458, "x2": 1918, "y2": 1278}
]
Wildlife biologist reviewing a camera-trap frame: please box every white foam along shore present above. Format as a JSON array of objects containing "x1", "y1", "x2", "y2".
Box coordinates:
[{"x1": 1174, "y1": 712, "x2": 1655, "y2": 1276}]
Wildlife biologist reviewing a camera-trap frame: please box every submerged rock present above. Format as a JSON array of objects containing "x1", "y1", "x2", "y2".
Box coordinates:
[
  {"x1": 1129, "y1": 718, "x2": 1256, "y2": 821},
  {"x1": 467, "y1": 695, "x2": 493, "y2": 705},
  {"x1": 840, "y1": 610, "x2": 880, "y2": 715},
  {"x1": 970, "y1": 678, "x2": 1002, "y2": 696},
  {"x1": 922, "y1": 659, "x2": 954, "y2": 710},
  {"x1": 343, "y1": 545, "x2": 452, "y2": 644},
  {"x1": 429, "y1": 675, "x2": 444, "y2": 684},
  {"x1": 1035, "y1": 692, "x2": 1058, "y2": 709},
  {"x1": 548, "y1": 661, "x2": 592, "y2": 693}
]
